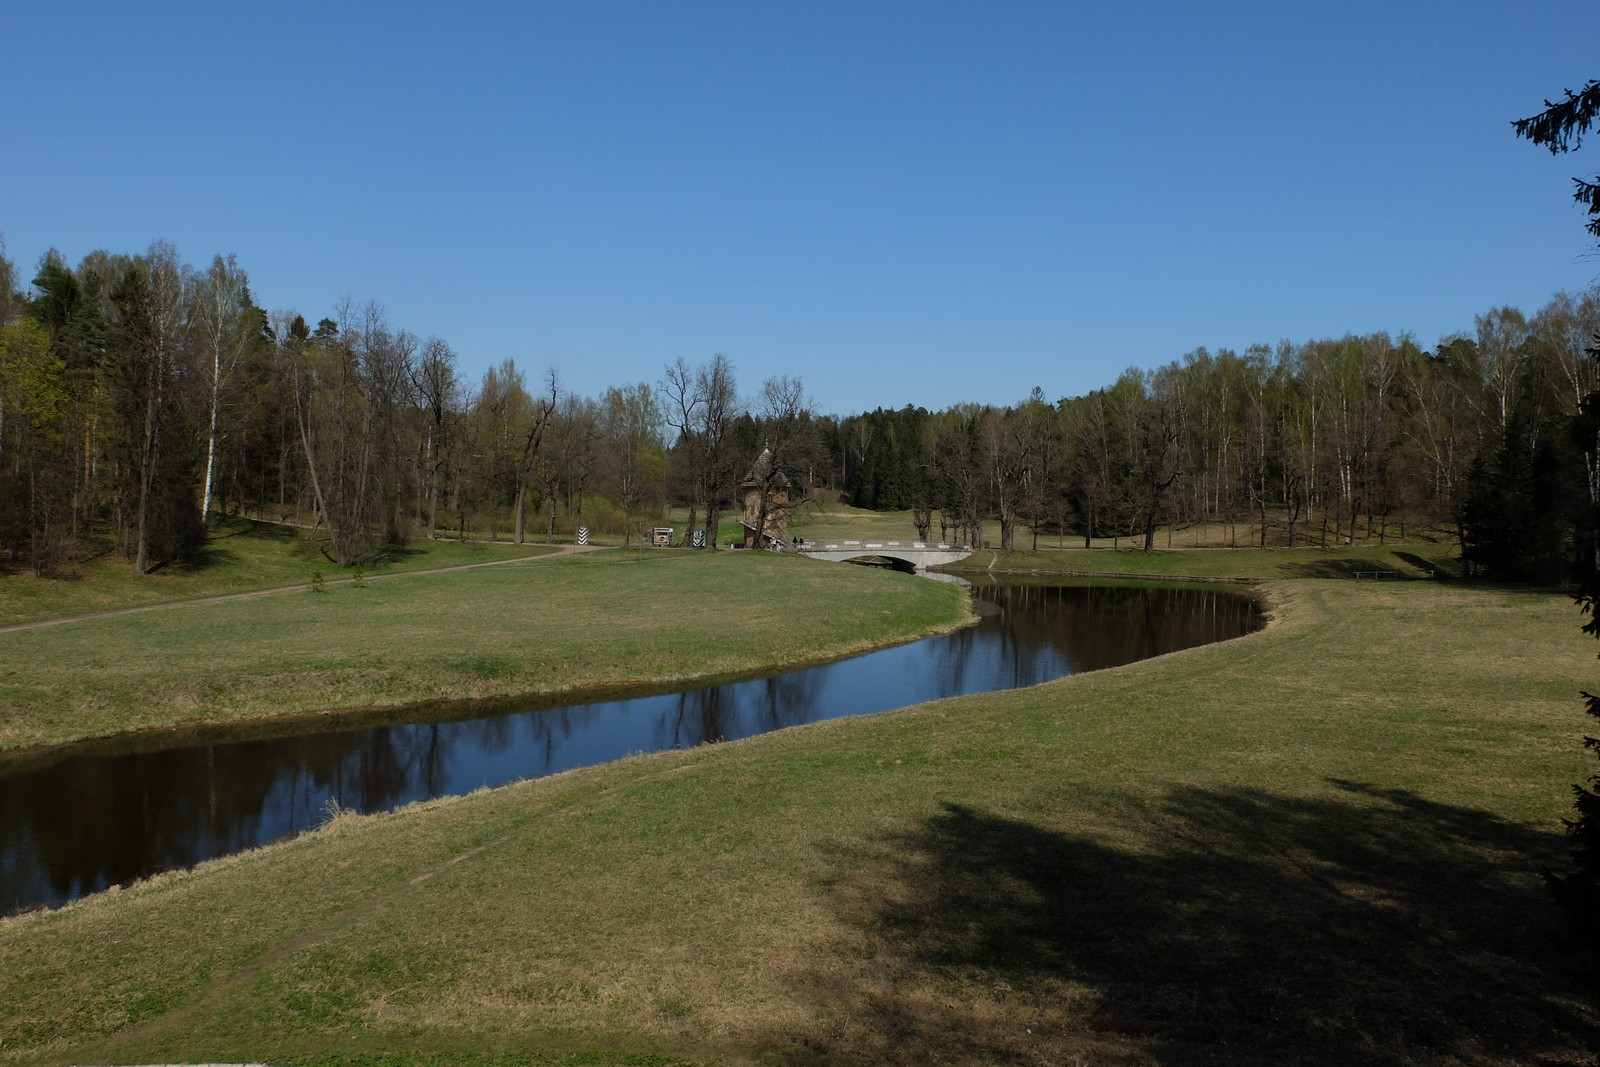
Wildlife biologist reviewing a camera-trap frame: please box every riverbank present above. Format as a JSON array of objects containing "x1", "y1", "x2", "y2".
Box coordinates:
[
  {"x1": 941, "y1": 540, "x2": 1462, "y2": 581},
  {"x1": 2, "y1": 574, "x2": 1593, "y2": 1065},
  {"x1": 0, "y1": 550, "x2": 970, "y2": 754}
]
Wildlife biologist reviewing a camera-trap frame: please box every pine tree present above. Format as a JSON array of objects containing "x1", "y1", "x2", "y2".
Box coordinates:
[
  {"x1": 1519, "y1": 78, "x2": 1600, "y2": 951},
  {"x1": 1515, "y1": 80, "x2": 1600, "y2": 241}
]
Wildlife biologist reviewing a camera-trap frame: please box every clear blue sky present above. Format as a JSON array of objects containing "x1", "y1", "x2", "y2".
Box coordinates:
[{"x1": 2, "y1": 1, "x2": 1595, "y2": 415}]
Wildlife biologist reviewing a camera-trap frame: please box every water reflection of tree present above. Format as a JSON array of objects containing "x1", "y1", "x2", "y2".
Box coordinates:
[
  {"x1": 926, "y1": 618, "x2": 982, "y2": 697},
  {"x1": 0, "y1": 714, "x2": 535, "y2": 913},
  {"x1": 658, "y1": 668, "x2": 832, "y2": 752},
  {"x1": 751, "y1": 669, "x2": 829, "y2": 734},
  {"x1": 521, "y1": 706, "x2": 592, "y2": 777},
  {"x1": 0, "y1": 742, "x2": 286, "y2": 909},
  {"x1": 985, "y1": 585, "x2": 1258, "y2": 680},
  {"x1": 664, "y1": 686, "x2": 728, "y2": 749}
]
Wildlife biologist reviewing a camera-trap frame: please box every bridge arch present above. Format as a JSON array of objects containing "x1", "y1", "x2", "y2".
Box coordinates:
[
  {"x1": 794, "y1": 540, "x2": 973, "y2": 573},
  {"x1": 836, "y1": 552, "x2": 921, "y2": 574}
]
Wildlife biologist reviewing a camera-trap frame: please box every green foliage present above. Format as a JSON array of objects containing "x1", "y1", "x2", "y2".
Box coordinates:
[
  {"x1": 1517, "y1": 78, "x2": 1600, "y2": 958},
  {"x1": 8, "y1": 233, "x2": 1600, "y2": 589},
  {"x1": 839, "y1": 405, "x2": 931, "y2": 511},
  {"x1": 1549, "y1": 450, "x2": 1600, "y2": 956},
  {"x1": 1549, "y1": 687, "x2": 1600, "y2": 946},
  {"x1": 1459, "y1": 426, "x2": 1584, "y2": 581},
  {"x1": 0, "y1": 318, "x2": 67, "y2": 421},
  {"x1": 0, "y1": 317, "x2": 75, "y2": 572},
  {"x1": 1514, "y1": 79, "x2": 1600, "y2": 241}
]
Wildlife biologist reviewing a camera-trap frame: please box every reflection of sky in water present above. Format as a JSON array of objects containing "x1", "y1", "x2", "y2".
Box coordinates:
[{"x1": 0, "y1": 582, "x2": 1259, "y2": 914}]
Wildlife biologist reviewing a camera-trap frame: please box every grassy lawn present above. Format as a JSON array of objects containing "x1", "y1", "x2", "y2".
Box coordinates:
[
  {"x1": 2, "y1": 576, "x2": 1595, "y2": 1065},
  {"x1": 0, "y1": 550, "x2": 969, "y2": 753},
  {"x1": 788, "y1": 499, "x2": 926, "y2": 544},
  {"x1": 658, "y1": 498, "x2": 926, "y2": 547},
  {"x1": 951, "y1": 540, "x2": 1464, "y2": 581},
  {"x1": 786, "y1": 498, "x2": 1459, "y2": 557},
  {"x1": 0, "y1": 516, "x2": 563, "y2": 626}
]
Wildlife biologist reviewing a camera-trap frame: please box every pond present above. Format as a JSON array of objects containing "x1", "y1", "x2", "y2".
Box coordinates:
[{"x1": 0, "y1": 578, "x2": 1262, "y2": 914}]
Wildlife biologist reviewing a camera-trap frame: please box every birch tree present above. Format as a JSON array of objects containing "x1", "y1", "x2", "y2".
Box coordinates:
[{"x1": 191, "y1": 254, "x2": 260, "y2": 522}]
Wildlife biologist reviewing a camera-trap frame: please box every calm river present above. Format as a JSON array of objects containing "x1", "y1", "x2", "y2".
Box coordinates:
[{"x1": 0, "y1": 578, "x2": 1261, "y2": 914}]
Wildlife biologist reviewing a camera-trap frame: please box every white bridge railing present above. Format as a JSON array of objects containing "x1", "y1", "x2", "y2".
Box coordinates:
[
  {"x1": 790, "y1": 539, "x2": 974, "y2": 573},
  {"x1": 793, "y1": 539, "x2": 964, "y2": 552}
]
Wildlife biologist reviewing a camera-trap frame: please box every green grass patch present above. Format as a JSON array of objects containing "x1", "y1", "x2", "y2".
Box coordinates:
[
  {"x1": 0, "y1": 551, "x2": 969, "y2": 752},
  {"x1": 1, "y1": 579, "x2": 1595, "y2": 1064},
  {"x1": 787, "y1": 499, "x2": 926, "y2": 544},
  {"x1": 950, "y1": 540, "x2": 1463, "y2": 581},
  {"x1": 0, "y1": 516, "x2": 561, "y2": 626}
]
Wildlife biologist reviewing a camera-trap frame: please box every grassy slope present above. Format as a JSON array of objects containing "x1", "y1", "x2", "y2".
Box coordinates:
[
  {"x1": 2, "y1": 575, "x2": 1595, "y2": 1066},
  {"x1": 950, "y1": 540, "x2": 1463, "y2": 580},
  {"x1": 0, "y1": 517, "x2": 562, "y2": 626},
  {"x1": 659, "y1": 499, "x2": 930, "y2": 548},
  {"x1": 788, "y1": 499, "x2": 1455, "y2": 556},
  {"x1": 0, "y1": 550, "x2": 968, "y2": 753}
]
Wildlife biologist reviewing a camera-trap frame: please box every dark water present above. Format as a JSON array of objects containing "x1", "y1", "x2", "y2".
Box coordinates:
[{"x1": 0, "y1": 579, "x2": 1260, "y2": 914}]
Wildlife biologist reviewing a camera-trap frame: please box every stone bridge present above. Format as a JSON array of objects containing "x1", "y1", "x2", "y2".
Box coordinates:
[{"x1": 792, "y1": 539, "x2": 973, "y2": 573}]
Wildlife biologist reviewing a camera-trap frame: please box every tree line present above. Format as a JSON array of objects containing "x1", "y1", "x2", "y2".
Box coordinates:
[
  {"x1": 0, "y1": 240, "x2": 822, "y2": 574},
  {"x1": 837, "y1": 298, "x2": 1597, "y2": 580},
  {"x1": 1, "y1": 238, "x2": 1594, "y2": 580}
]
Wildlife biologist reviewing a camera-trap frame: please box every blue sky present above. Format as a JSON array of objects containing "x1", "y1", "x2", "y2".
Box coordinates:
[{"x1": 3, "y1": 1, "x2": 1596, "y2": 415}]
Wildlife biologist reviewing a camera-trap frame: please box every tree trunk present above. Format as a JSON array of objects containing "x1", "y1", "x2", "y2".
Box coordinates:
[
  {"x1": 291, "y1": 369, "x2": 330, "y2": 535},
  {"x1": 133, "y1": 382, "x2": 159, "y2": 575},
  {"x1": 200, "y1": 355, "x2": 221, "y2": 522},
  {"x1": 427, "y1": 468, "x2": 439, "y2": 540}
]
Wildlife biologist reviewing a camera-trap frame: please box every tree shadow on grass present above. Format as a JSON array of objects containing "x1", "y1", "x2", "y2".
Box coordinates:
[
  {"x1": 1395, "y1": 551, "x2": 1457, "y2": 578},
  {"x1": 366, "y1": 542, "x2": 426, "y2": 567},
  {"x1": 160, "y1": 544, "x2": 241, "y2": 574},
  {"x1": 159, "y1": 519, "x2": 300, "y2": 574},
  {"x1": 1280, "y1": 558, "x2": 1416, "y2": 580},
  {"x1": 770, "y1": 782, "x2": 1596, "y2": 1065}
]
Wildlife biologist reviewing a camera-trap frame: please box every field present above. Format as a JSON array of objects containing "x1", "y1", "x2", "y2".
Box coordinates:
[
  {"x1": 0, "y1": 544, "x2": 968, "y2": 753},
  {"x1": 784, "y1": 496, "x2": 1448, "y2": 556},
  {"x1": 1, "y1": 513, "x2": 1595, "y2": 1065},
  {"x1": 0, "y1": 517, "x2": 564, "y2": 627}
]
